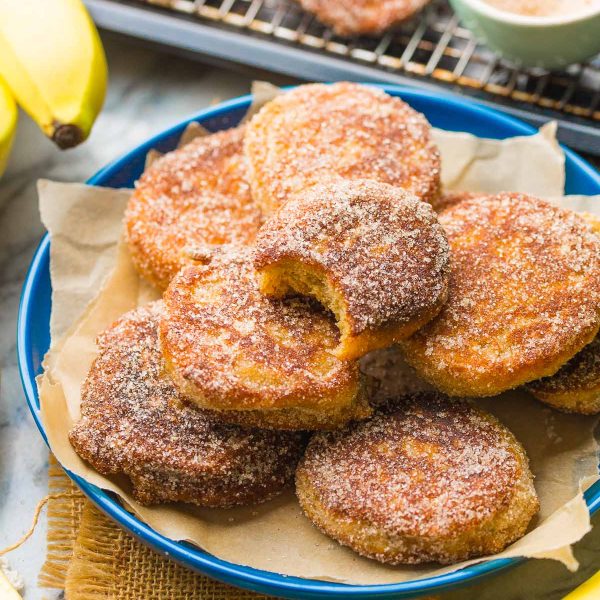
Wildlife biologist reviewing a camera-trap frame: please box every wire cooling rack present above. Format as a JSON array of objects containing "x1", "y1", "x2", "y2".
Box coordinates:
[{"x1": 85, "y1": 0, "x2": 600, "y2": 154}]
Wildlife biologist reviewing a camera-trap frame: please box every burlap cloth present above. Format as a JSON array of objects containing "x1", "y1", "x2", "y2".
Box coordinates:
[{"x1": 39, "y1": 456, "x2": 270, "y2": 600}]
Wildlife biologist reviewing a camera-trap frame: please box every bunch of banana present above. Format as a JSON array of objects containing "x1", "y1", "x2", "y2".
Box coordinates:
[{"x1": 0, "y1": 0, "x2": 107, "y2": 176}]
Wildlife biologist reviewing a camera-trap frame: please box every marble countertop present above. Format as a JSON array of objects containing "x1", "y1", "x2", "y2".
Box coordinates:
[{"x1": 0, "y1": 32, "x2": 598, "y2": 600}]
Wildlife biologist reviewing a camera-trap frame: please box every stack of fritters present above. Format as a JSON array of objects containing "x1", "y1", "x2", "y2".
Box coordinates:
[{"x1": 70, "y1": 82, "x2": 600, "y2": 567}]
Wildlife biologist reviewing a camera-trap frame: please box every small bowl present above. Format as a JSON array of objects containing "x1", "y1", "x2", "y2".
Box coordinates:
[{"x1": 449, "y1": 0, "x2": 600, "y2": 69}]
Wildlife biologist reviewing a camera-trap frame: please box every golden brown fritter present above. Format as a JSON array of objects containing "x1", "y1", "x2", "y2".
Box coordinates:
[
  {"x1": 433, "y1": 190, "x2": 479, "y2": 213},
  {"x1": 523, "y1": 212, "x2": 600, "y2": 414},
  {"x1": 526, "y1": 335, "x2": 600, "y2": 415},
  {"x1": 297, "y1": 0, "x2": 430, "y2": 36},
  {"x1": 401, "y1": 193, "x2": 600, "y2": 397},
  {"x1": 255, "y1": 180, "x2": 450, "y2": 360},
  {"x1": 125, "y1": 126, "x2": 261, "y2": 289},
  {"x1": 581, "y1": 212, "x2": 600, "y2": 233},
  {"x1": 160, "y1": 245, "x2": 370, "y2": 430},
  {"x1": 69, "y1": 302, "x2": 306, "y2": 507},
  {"x1": 244, "y1": 82, "x2": 441, "y2": 215},
  {"x1": 296, "y1": 393, "x2": 539, "y2": 565},
  {"x1": 359, "y1": 345, "x2": 435, "y2": 408}
]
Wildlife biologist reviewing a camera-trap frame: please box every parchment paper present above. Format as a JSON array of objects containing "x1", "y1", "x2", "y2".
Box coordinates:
[{"x1": 37, "y1": 89, "x2": 600, "y2": 584}]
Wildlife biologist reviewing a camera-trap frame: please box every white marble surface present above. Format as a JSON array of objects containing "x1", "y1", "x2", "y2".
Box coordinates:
[{"x1": 0, "y1": 32, "x2": 599, "y2": 600}]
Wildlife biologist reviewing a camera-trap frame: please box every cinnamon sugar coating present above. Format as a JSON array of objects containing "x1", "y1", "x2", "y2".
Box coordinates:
[
  {"x1": 526, "y1": 335, "x2": 600, "y2": 414},
  {"x1": 296, "y1": 393, "x2": 539, "y2": 565},
  {"x1": 433, "y1": 190, "x2": 479, "y2": 213},
  {"x1": 254, "y1": 180, "x2": 450, "y2": 360},
  {"x1": 297, "y1": 0, "x2": 430, "y2": 36},
  {"x1": 360, "y1": 345, "x2": 435, "y2": 408},
  {"x1": 401, "y1": 193, "x2": 600, "y2": 397},
  {"x1": 125, "y1": 126, "x2": 261, "y2": 289},
  {"x1": 244, "y1": 82, "x2": 441, "y2": 215},
  {"x1": 524, "y1": 214, "x2": 600, "y2": 414},
  {"x1": 160, "y1": 245, "x2": 369, "y2": 430},
  {"x1": 69, "y1": 302, "x2": 306, "y2": 507},
  {"x1": 581, "y1": 212, "x2": 600, "y2": 233}
]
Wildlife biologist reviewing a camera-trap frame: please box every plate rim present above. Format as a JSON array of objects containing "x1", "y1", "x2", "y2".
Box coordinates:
[{"x1": 17, "y1": 84, "x2": 600, "y2": 599}]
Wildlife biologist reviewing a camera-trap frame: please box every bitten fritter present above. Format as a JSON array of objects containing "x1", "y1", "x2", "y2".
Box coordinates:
[
  {"x1": 296, "y1": 393, "x2": 539, "y2": 565},
  {"x1": 244, "y1": 82, "x2": 441, "y2": 215},
  {"x1": 125, "y1": 126, "x2": 261, "y2": 289},
  {"x1": 69, "y1": 302, "x2": 306, "y2": 507},
  {"x1": 401, "y1": 193, "x2": 600, "y2": 397},
  {"x1": 160, "y1": 245, "x2": 370, "y2": 430},
  {"x1": 255, "y1": 180, "x2": 450, "y2": 360}
]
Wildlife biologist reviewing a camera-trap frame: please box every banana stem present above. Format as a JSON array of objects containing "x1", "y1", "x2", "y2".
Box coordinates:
[{"x1": 52, "y1": 122, "x2": 84, "y2": 149}]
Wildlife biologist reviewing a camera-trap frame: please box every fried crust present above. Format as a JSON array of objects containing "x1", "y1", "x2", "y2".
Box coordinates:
[
  {"x1": 581, "y1": 212, "x2": 600, "y2": 234},
  {"x1": 254, "y1": 180, "x2": 450, "y2": 360},
  {"x1": 359, "y1": 346, "x2": 435, "y2": 408},
  {"x1": 401, "y1": 193, "x2": 600, "y2": 397},
  {"x1": 523, "y1": 213, "x2": 600, "y2": 414},
  {"x1": 69, "y1": 302, "x2": 306, "y2": 507},
  {"x1": 296, "y1": 0, "x2": 430, "y2": 36},
  {"x1": 160, "y1": 245, "x2": 369, "y2": 430},
  {"x1": 296, "y1": 393, "x2": 539, "y2": 565},
  {"x1": 433, "y1": 190, "x2": 479, "y2": 213},
  {"x1": 125, "y1": 126, "x2": 261, "y2": 289},
  {"x1": 526, "y1": 335, "x2": 600, "y2": 415},
  {"x1": 244, "y1": 82, "x2": 441, "y2": 215}
]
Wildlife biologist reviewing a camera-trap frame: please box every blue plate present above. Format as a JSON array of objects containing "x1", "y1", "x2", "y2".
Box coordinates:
[{"x1": 18, "y1": 85, "x2": 600, "y2": 599}]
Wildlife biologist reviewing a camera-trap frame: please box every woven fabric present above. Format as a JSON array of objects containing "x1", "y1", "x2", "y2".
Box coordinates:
[
  {"x1": 65, "y1": 503, "x2": 270, "y2": 600},
  {"x1": 40, "y1": 456, "x2": 269, "y2": 600},
  {"x1": 38, "y1": 456, "x2": 85, "y2": 589}
]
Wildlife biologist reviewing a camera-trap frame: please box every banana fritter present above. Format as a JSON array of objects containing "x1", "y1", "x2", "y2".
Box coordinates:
[
  {"x1": 69, "y1": 302, "x2": 306, "y2": 507},
  {"x1": 125, "y1": 126, "x2": 261, "y2": 289},
  {"x1": 297, "y1": 0, "x2": 430, "y2": 36},
  {"x1": 160, "y1": 245, "x2": 369, "y2": 430},
  {"x1": 296, "y1": 393, "x2": 539, "y2": 565},
  {"x1": 523, "y1": 213, "x2": 600, "y2": 414},
  {"x1": 433, "y1": 190, "x2": 479, "y2": 212},
  {"x1": 401, "y1": 193, "x2": 600, "y2": 397},
  {"x1": 526, "y1": 335, "x2": 600, "y2": 414},
  {"x1": 244, "y1": 82, "x2": 441, "y2": 215},
  {"x1": 360, "y1": 346, "x2": 435, "y2": 408},
  {"x1": 255, "y1": 180, "x2": 450, "y2": 360}
]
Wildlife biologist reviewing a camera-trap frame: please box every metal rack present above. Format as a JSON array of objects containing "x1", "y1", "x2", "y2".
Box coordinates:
[{"x1": 85, "y1": 0, "x2": 600, "y2": 154}]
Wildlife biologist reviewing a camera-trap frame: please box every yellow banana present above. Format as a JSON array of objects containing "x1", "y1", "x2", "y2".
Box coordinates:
[
  {"x1": 563, "y1": 570, "x2": 600, "y2": 599},
  {"x1": 0, "y1": 569, "x2": 22, "y2": 600},
  {"x1": 0, "y1": 75, "x2": 17, "y2": 176},
  {"x1": 0, "y1": 0, "x2": 107, "y2": 149}
]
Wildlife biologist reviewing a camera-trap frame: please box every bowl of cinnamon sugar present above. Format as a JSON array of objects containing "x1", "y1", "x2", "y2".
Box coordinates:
[{"x1": 449, "y1": 0, "x2": 600, "y2": 69}]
